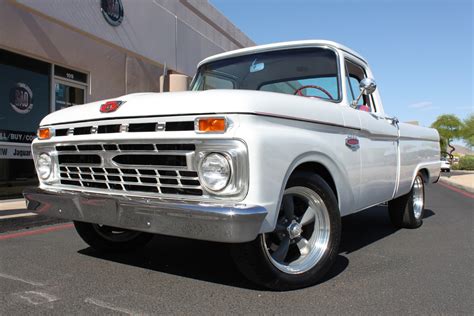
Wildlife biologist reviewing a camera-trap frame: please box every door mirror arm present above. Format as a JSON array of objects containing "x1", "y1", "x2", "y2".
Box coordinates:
[{"x1": 351, "y1": 78, "x2": 377, "y2": 108}]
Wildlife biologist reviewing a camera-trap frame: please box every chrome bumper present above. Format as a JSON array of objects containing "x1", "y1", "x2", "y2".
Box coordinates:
[{"x1": 23, "y1": 187, "x2": 267, "y2": 243}]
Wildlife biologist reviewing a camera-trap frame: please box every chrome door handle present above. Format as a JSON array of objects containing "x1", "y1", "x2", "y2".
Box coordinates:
[{"x1": 384, "y1": 116, "x2": 399, "y2": 126}]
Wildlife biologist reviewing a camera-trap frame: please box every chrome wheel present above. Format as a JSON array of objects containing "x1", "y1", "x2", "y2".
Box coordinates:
[
  {"x1": 412, "y1": 176, "x2": 424, "y2": 219},
  {"x1": 264, "y1": 186, "x2": 331, "y2": 274},
  {"x1": 92, "y1": 224, "x2": 142, "y2": 242}
]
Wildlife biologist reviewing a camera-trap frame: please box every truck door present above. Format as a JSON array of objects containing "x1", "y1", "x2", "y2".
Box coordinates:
[
  {"x1": 345, "y1": 59, "x2": 399, "y2": 208},
  {"x1": 358, "y1": 112, "x2": 399, "y2": 206}
]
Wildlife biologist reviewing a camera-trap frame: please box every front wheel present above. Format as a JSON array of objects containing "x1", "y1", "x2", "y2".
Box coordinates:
[
  {"x1": 388, "y1": 172, "x2": 425, "y2": 228},
  {"x1": 231, "y1": 172, "x2": 341, "y2": 290},
  {"x1": 73, "y1": 221, "x2": 154, "y2": 252}
]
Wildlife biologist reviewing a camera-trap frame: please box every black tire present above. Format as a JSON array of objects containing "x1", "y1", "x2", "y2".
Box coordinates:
[
  {"x1": 73, "y1": 221, "x2": 154, "y2": 252},
  {"x1": 388, "y1": 172, "x2": 425, "y2": 229},
  {"x1": 230, "y1": 172, "x2": 341, "y2": 291}
]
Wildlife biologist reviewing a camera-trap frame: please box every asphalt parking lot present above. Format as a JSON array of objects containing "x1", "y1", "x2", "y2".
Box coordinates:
[{"x1": 0, "y1": 183, "x2": 472, "y2": 315}]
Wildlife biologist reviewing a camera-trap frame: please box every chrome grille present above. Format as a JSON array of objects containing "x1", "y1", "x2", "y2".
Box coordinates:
[
  {"x1": 56, "y1": 142, "x2": 202, "y2": 196},
  {"x1": 54, "y1": 121, "x2": 194, "y2": 137}
]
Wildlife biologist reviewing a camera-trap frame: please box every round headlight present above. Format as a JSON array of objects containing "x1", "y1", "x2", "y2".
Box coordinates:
[
  {"x1": 199, "y1": 153, "x2": 231, "y2": 192},
  {"x1": 37, "y1": 153, "x2": 52, "y2": 180}
]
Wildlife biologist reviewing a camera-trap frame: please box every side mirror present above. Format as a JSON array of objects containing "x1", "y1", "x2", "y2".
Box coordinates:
[
  {"x1": 360, "y1": 78, "x2": 377, "y2": 95},
  {"x1": 351, "y1": 78, "x2": 377, "y2": 108}
]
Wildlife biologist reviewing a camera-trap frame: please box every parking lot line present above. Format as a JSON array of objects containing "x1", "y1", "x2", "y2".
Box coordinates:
[
  {"x1": 0, "y1": 212, "x2": 37, "y2": 220},
  {"x1": 0, "y1": 223, "x2": 73, "y2": 241}
]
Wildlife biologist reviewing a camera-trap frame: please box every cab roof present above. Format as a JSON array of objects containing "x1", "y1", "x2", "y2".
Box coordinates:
[{"x1": 198, "y1": 40, "x2": 368, "y2": 68}]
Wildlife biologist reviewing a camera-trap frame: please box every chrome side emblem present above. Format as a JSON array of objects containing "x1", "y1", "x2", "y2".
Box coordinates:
[{"x1": 345, "y1": 136, "x2": 360, "y2": 150}]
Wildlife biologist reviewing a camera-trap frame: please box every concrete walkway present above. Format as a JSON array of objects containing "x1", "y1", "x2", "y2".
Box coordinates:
[
  {"x1": 439, "y1": 173, "x2": 474, "y2": 193},
  {"x1": 0, "y1": 198, "x2": 26, "y2": 211}
]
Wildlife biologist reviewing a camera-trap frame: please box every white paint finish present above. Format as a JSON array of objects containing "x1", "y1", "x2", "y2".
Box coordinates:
[
  {"x1": 357, "y1": 111, "x2": 399, "y2": 205},
  {"x1": 39, "y1": 89, "x2": 346, "y2": 126},
  {"x1": 32, "y1": 40, "x2": 441, "y2": 236},
  {"x1": 234, "y1": 115, "x2": 363, "y2": 231},
  {"x1": 199, "y1": 40, "x2": 368, "y2": 69},
  {"x1": 0, "y1": 212, "x2": 37, "y2": 220}
]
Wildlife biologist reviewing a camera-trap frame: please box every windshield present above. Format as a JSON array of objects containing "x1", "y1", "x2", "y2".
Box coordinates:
[{"x1": 192, "y1": 48, "x2": 340, "y2": 101}]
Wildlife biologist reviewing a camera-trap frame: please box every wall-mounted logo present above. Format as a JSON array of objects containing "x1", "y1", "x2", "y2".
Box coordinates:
[
  {"x1": 101, "y1": 0, "x2": 124, "y2": 26},
  {"x1": 9, "y1": 83, "x2": 33, "y2": 114}
]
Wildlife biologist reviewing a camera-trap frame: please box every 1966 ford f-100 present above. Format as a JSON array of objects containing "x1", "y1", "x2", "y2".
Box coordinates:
[{"x1": 24, "y1": 40, "x2": 441, "y2": 290}]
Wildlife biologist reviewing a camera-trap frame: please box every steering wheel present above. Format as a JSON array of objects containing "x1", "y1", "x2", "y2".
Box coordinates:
[{"x1": 294, "y1": 85, "x2": 334, "y2": 100}]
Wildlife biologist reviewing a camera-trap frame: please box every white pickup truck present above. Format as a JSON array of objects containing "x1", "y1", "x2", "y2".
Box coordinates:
[{"x1": 24, "y1": 40, "x2": 441, "y2": 290}]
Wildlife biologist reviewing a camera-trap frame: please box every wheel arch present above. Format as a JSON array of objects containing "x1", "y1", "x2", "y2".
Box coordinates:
[
  {"x1": 417, "y1": 168, "x2": 429, "y2": 184},
  {"x1": 291, "y1": 162, "x2": 338, "y2": 202},
  {"x1": 270, "y1": 152, "x2": 354, "y2": 230}
]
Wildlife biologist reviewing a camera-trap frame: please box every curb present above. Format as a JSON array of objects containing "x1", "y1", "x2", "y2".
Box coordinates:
[
  {"x1": 439, "y1": 177, "x2": 474, "y2": 194},
  {"x1": 450, "y1": 170, "x2": 474, "y2": 174}
]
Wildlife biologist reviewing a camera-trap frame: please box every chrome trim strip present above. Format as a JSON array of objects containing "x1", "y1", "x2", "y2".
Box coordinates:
[
  {"x1": 254, "y1": 111, "x2": 360, "y2": 131},
  {"x1": 399, "y1": 136, "x2": 440, "y2": 142}
]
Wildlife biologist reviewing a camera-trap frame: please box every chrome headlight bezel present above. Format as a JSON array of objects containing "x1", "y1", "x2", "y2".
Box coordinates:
[
  {"x1": 32, "y1": 143, "x2": 59, "y2": 184},
  {"x1": 195, "y1": 140, "x2": 248, "y2": 199},
  {"x1": 37, "y1": 153, "x2": 52, "y2": 180}
]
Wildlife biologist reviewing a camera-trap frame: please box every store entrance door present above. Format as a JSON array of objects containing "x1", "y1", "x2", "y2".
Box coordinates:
[{"x1": 54, "y1": 80, "x2": 86, "y2": 111}]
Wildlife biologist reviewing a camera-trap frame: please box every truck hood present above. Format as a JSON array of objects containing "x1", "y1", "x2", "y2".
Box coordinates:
[{"x1": 40, "y1": 90, "x2": 344, "y2": 126}]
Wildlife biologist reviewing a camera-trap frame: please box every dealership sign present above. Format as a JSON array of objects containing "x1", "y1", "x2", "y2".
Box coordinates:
[
  {"x1": 101, "y1": 0, "x2": 124, "y2": 26},
  {"x1": 9, "y1": 82, "x2": 33, "y2": 114},
  {"x1": 0, "y1": 144, "x2": 31, "y2": 160},
  {"x1": 0, "y1": 129, "x2": 36, "y2": 143}
]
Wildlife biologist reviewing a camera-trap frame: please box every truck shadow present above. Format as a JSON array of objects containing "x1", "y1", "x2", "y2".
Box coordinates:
[
  {"x1": 78, "y1": 205, "x2": 435, "y2": 290},
  {"x1": 340, "y1": 205, "x2": 434, "y2": 254}
]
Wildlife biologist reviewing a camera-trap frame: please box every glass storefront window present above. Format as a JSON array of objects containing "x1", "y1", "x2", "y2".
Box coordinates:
[
  {"x1": 1, "y1": 49, "x2": 51, "y2": 198},
  {"x1": 0, "y1": 50, "x2": 88, "y2": 199},
  {"x1": 55, "y1": 82, "x2": 85, "y2": 110}
]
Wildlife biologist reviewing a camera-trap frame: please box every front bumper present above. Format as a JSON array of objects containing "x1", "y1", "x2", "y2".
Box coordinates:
[{"x1": 23, "y1": 187, "x2": 267, "y2": 243}]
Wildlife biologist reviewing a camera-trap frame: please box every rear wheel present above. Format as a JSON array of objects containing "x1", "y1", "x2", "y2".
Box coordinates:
[
  {"x1": 231, "y1": 172, "x2": 341, "y2": 290},
  {"x1": 73, "y1": 221, "x2": 154, "y2": 252},
  {"x1": 388, "y1": 173, "x2": 425, "y2": 228}
]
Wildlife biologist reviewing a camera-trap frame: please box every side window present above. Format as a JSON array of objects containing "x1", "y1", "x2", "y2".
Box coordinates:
[
  {"x1": 345, "y1": 59, "x2": 376, "y2": 112},
  {"x1": 195, "y1": 73, "x2": 234, "y2": 90},
  {"x1": 346, "y1": 75, "x2": 363, "y2": 106}
]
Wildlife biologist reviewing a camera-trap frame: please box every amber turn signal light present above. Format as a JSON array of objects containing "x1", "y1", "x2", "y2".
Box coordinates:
[
  {"x1": 37, "y1": 128, "x2": 52, "y2": 140},
  {"x1": 197, "y1": 118, "x2": 227, "y2": 133}
]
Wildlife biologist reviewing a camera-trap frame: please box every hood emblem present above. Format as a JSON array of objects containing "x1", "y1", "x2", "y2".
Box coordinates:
[{"x1": 100, "y1": 100, "x2": 124, "y2": 113}]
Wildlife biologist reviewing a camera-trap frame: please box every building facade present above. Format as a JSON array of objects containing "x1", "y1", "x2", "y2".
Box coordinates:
[{"x1": 0, "y1": 0, "x2": 254, "y2": 199}]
